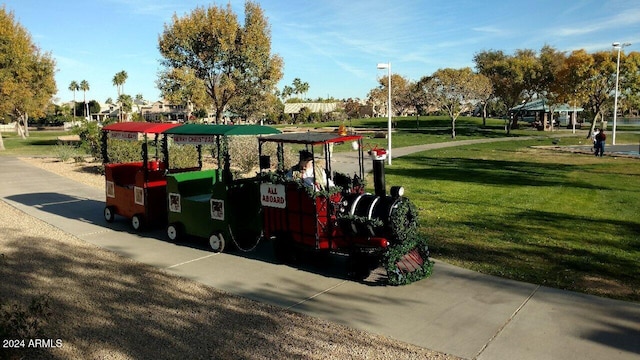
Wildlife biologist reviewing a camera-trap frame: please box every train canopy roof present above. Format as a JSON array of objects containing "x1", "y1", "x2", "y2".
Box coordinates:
[
  {"x1": 102, "y1": 122, "x2": 181, "y2": 134},
  {"x1": 163, "y1": 123, "x2": 281, "y2": 136},
  {"x1": 258, "y1": 132, "x2": 362, "y2": 145}
]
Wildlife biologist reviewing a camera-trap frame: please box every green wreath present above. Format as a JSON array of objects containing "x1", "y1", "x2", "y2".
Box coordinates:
[
  {"x1": 388, "y1": 198, "x2": 419, "y2": 244},
  {"x1": 384, "y1": 235, "x2": 434, "y2": 286}
]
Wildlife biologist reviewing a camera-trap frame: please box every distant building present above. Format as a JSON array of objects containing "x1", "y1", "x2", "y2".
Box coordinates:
[
  {"x1": 283, "y1": 102, "x2": 340, "y2": 116},
  {"x1": 142, "y1": 100, "x2": 191, "y2": 122}
]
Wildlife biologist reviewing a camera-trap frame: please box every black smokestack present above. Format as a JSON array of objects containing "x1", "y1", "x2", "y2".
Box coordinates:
[{"x1": 372, "y1": 158, "x2": 386, "y2": 197}]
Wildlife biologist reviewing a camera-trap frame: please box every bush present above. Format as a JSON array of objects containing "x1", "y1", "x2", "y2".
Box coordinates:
[
  {"x1": 168, "y1": 143, "x2": 199, "y2": 169},
  {"x1": 53, "y1": 145, "x2": 78, "y2": 162},
  {"x1": 106, "y1": 138, "x2": 142, "y2": 164},
  {"x1": 72, "y1": 120, "x2": 102, "y2": 159}
]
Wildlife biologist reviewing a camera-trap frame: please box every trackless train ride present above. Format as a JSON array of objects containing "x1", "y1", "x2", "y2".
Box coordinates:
[{"x1": 101, "y1": 122, "x2": 432, "y2": 285}]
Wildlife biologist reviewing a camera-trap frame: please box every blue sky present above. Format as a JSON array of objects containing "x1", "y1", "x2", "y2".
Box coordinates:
[{"x1": 3, "y1": 0, "x2": 640, "y2": 104}]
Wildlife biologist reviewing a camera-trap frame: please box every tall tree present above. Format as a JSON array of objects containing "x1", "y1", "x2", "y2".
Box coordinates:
[
  {"x1": 367, "y1": 74, "x2": 412, "y2": 117},
  {"x1": 0, "y1": 7, "x2": 57, "y2": 146},
  {"x1": 419, "y1": 67, "x2": 492, "y2": 138},
  {"x1": 134, "y1": 93, "x2": 146, "y2": 120},
  {"x1": 68, "y1": 81, "x2": 79, "y2": 119},
  {"x1": 538, "y1": 45, "x2": 567, "y2": 130},
  {"x1": 292, "y1": 78, "x2": 309, "y2": 99},
  {"x1": 118, "y1": 94, "x2": 133, "y2": 122},
  {"x1": 158, "y1": 1, "x2": 283, "y2": 124},
  {"x1": 79, "y1": 80, "x2": 89, "y2": 118},
  {"x1": 157, "y1": 66, "x2": 208, "y2": 121},
  {"x1": 281, "y1": 85, "x2": 294, "y2": 100},
  {"x1": 112, "y1": 70, "x2": 128, "y2": 121},
  {"x1": 574, "y1": 50, "x2": 618, "y2": 136},
  {"x1": 112, "y1": 70, "x2": 128, "y2": 96},
  {"x1": 474, "y1": 49, "x2": 541, "y2": 133}
]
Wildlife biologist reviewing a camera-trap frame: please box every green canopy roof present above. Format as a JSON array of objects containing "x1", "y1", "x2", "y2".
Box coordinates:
[
  {"x1": 163, "y1": 123, "x2": 281, "y2": 136},
  {"x1": 510, "y1": 99, "x2": 583, "y2": 112}
]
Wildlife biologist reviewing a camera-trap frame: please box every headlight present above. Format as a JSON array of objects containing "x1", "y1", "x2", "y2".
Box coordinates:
[{"x1": 390, "y1": 186, "x2": 404, "y2": 197}]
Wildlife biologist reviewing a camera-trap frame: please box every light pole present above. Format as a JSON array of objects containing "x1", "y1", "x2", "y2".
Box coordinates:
[
  {"x1": 377, "y1": 62, "x2": 392, "y2": 165},
  {"x1": 612, "y1": 42, "x2": 631, "y2": 145}
]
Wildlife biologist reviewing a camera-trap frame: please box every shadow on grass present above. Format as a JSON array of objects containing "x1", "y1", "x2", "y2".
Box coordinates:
[{"x1": 429, "y1": 207, "x2": 640, "y2": 302}]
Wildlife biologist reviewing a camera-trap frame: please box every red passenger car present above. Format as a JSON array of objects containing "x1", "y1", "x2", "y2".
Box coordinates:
[{"x1": 101, "y1": 122, "x2": 181, "y2": 230}]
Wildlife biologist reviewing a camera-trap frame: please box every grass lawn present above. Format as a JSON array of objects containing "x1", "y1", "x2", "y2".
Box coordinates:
[
  {"x1": 386, "y1": 138, "x2": 640, "y2": 301},
  {"x1": 0, "y1": 130, "x2": 74, "y2": 156}
]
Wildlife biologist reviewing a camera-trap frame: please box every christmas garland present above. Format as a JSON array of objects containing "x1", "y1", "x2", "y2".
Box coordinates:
[
  {"x1": 384, "y1": 199, "x2": 433, "y2": 285},
  {"x1": 388, "y1": 198, "x2": 419, "y2": 244},
  {"x1": 383, "y1": 235, "x2": 433, "y2": 285},
  {"x1": 336, "y1": 213, "x2": 384, "y2": 236}
]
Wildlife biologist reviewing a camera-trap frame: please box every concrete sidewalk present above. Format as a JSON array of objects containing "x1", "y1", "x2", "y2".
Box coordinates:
[{"x1": 1, "y1": 153, "x2": 639, "y2": 360}]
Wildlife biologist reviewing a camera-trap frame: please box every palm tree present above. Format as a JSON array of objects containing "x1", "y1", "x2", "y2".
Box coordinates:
[
  {"x1": 79, "y1": 80, "x2": 90, "y2": 119},
  {"x1": 135, "y1": 93, "x2": 145, "y2": 120},
  {"x1": 68, "y1": 81, "x2": 79, "y2": 120},
  {"x1": 112, "y1": 70, "x2": 128, "y2": 96},
  {"x1": 112, "y1": 71, "x2": 128, "y2": 121}
]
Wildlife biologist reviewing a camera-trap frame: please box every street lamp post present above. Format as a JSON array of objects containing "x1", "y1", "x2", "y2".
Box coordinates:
[
  {"x1": 612, "y1": 42, "x2": 631, "y2": 145},
  {"x1": 377, "y1": 62, "x2": 392, "y2": 165}
]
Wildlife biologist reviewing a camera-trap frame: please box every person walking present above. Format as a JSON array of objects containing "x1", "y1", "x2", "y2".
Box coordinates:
[
  {"x1": 595, "y1": 129, "x2": 606, "y2": 157},
  {"x1": 592, "y1": 127, "x2": 600, "y2": 154}
]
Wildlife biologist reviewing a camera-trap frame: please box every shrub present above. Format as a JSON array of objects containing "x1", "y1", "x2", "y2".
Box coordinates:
[
  {"x1": 106, "y1": 138, "x2": 141, "y2": 164},
  {"x1": 72, "y1": 120, "x2": 102, "y2": 159},
  {"x1": 53, "y1": 145, "x2": 78, "y2": 162},
  {"x1": 168, "y1": 143, "x2": 199, "y2": 169}
]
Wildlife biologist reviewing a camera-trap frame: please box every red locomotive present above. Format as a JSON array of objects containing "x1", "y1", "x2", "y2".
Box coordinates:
[{"x1": 257, "y1": 132, "x2": 432, "y2": 285}]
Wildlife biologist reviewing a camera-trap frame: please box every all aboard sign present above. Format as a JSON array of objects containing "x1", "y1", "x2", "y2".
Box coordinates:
[
  {"x1": 173, "y1": 135, "x2": 216, "y2": 145},
  {"x1": 260, "y1": 183, "x2": 286, "y2": 208}
]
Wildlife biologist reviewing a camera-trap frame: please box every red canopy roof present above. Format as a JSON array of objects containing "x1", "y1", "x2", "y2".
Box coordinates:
[{"x1": 102, "y1": 122, "x2": 181, "y2": 134}]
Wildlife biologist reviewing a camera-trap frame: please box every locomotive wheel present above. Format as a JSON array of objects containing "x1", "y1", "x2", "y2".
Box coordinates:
[
  {"x1": 346, "y1": 253, "x2": 372, "y2": 280},
  {"x1": 131, "y1": 214, "x2": 144, "y2": 231},
  {"x1": 166, "y1": 223, "x2": 183, "y2": 243},
  {"x1": 209, "y1": 232, "x2": 226, "y2": 253},
  {"x1": 104, "y1": 206, "x2": 115, "y2": 223},
  {"x1": 272, "y1": 234, "x2": 297, "y2": 264}
]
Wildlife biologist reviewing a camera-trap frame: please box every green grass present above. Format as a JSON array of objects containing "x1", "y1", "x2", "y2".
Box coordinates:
[
  {"x1": 386, "y1": 139, "x2": 640, "y2": 301},
  {"x1": 0, "y1": 130, "x2": 75, "y2": 156}
]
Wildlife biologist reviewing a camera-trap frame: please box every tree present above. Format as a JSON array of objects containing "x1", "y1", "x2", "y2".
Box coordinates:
[
  {"x1": 281, "y1": 85, "x2": 294, "y2": 100},
  {"x1": 79, "y1": 80, "x2": 90, "y2": 118},
  {"x1": 158, "y1": 1, "x2": 283, "y2": 124},
  {"x1": 157, "y1": 67, "x2": 208, "y2": 121},
  {"x1": 112, "y1": 70, "x2": 128, "y2": 97},
  {"x1": 419, "y1": 68, "x2": 492, "y2": 138},
  {"x1": 474, "y1": 49, "x2": 541, "y2": 133},
  {"x1": 367, "y1": 73, "x2": 412, "y2": 117},
  {"x1": 112, "y1": 71, "x2": 128, "y2": 122},
  {"x1": 118, "y1": 94, "x2": 133, "y2": 122},
  {"x1": 344, "y1": 98, "x2": 363, "y2": 119},
  {"x1": 292, "y1": 78, "x2": 309, "y2": 99},
  {"x1": 570, "y1": 50, "x2": 617, "y2": 136},
  {"x1": 134, "y1": 93, "x2": 146, "y2": 120},
  {"x1": 68, "y1": 81, "x2": 79, "y2": 119},
  {"x1": 538, "y1": 46, "x2": 567, "y2": 130},
  {"x1": 0, "y1": 7, "x2": 57, "y2": 147}
]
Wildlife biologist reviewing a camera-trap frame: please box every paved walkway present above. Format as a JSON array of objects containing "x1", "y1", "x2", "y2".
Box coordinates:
[{"x1": 1, "y1": 138, "x2": 639, "y2": 360}]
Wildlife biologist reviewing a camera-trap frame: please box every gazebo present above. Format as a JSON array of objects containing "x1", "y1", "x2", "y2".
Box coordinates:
[{"x1": 510, "y1": 99, "x2": 584, "y2": 130}]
